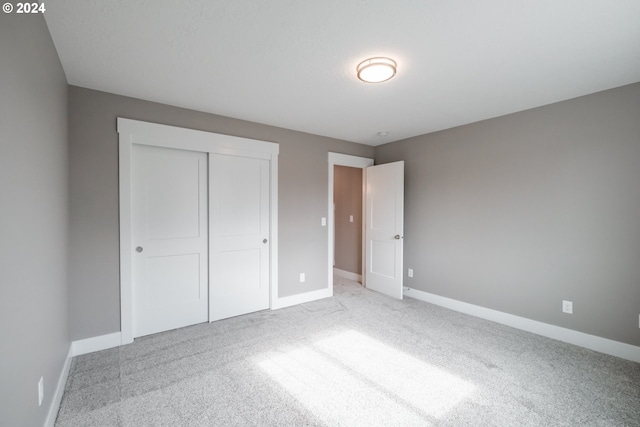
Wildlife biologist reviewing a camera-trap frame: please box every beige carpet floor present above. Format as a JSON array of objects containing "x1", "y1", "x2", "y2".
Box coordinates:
[{"x1": 56, "y1": 276, "x2": 640, "y2": 426}]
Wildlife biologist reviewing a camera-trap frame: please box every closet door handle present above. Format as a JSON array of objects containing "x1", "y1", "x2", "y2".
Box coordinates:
[
  {"x1": 136, "y1": 246, "x2": 143, "y2": 253},
  {"x1": 263, "y1": 239, "x2": 268, "y2": 244}
]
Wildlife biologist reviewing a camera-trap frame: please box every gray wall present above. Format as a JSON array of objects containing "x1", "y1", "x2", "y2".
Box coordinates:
[
  {"x1": 68, "y1": 86, "x2": 374, "y2": 340},
  {"x1": 334, "y1": 166, "x2": 363, "y2": 275},
  {"x1": 0, "y1": 13, "x2": 70, "y2": 427},
  {"x1": 376, "y1": 83, "x2": 640, "y2": 347}
]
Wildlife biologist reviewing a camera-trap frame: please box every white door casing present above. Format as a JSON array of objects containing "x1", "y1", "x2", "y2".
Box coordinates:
[
  {"x1": 209, "y1": 154, "x2": 270, "y2": 321},
  {"x1": 365, "y1": 161, "x2": 405, "y2": 299},
  {"x1": 131, "y1": 145, "x2": 208, "y2": 337},
  {"x1": 118, "y1": 118, "x2": 279, "y2": 344}
]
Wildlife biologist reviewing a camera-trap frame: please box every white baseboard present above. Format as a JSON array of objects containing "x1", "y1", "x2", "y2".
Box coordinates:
[
  {"x1": 403, "y1": 287, "x2": 640, "y2": 363},
  {"x1": 333, "y1": 268, "x2": 362, "y2": 283},
  {"x1": 44, "y1": 344, "x2": 73, "y2": 427},
  {"x1": 44, "y1": 332, "x2": 122, "y2": 427},
  {"x1": 272, "y1": 287, "x2": 333, "y2": 310},
  {"x1": 72, "y1": 331, "x2": 122, "y2": 357}
]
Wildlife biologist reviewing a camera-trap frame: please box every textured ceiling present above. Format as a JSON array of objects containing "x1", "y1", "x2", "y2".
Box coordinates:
[{"x1": 44, "y1": 0, "x2": 640, "y2": 146}]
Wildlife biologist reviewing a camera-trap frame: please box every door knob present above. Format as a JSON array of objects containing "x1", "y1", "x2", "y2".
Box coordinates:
[
  {"x1": 136, "y1": 246, "x2": 143, "y2": 253},
  {"x1": 263, "y1": 239, "x2": 268, "y2": 244},
  {"x1": 394, "y1": 235, "x2": 401, "y2": 240}
]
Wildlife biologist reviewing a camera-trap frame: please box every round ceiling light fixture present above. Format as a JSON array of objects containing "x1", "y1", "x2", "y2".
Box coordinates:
[{"x1": 357, "y1": 57, "x2": 397, "y2": 83}]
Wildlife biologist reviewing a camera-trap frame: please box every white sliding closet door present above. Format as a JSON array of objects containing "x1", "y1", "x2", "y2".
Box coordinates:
[
  {"x1": 209, "y1": 154, "x2": 270, "y2": 321},
  {"x1": 119, "y1": 118, "x2": 279, "y2": 344},
  {"x1": 131, "y1": 144, "x2": 208, "y2": 337}
]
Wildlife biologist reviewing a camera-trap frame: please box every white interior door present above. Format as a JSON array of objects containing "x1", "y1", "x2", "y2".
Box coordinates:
[
  {"x1": 210, "y1": 154, "x2": 270, "y2": 321},
  {"x1": 131, "y1": 145, "x2": 208, "y2": 337},
  {"x1": 365, "y1": 161, "x2": 404, "y2": 299}
]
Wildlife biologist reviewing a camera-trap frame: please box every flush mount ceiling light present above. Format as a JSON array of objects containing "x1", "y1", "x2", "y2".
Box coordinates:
[{"x1": 357, "y1": 57, "x2": 397, "y2": 83}]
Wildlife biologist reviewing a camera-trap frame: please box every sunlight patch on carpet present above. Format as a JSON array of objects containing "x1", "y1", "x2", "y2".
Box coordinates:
[{"x1": 257, "y1": 330, "x2": 475, "y2": 425}]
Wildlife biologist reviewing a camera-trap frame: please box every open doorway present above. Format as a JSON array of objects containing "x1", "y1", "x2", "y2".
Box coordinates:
[
  {"x1": 334, "y1": 165, "x2": 363, "y2": 282},
  {"x1": 327, "y1": 153, "x2": 373, "y2": 291},
  {"x1": 328, "y1": 153, "x2": 405, "y2": 299}
]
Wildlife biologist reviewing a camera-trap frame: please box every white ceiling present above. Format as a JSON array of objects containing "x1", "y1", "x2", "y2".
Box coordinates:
[{"x1": 44, "y1": 0, "x2": 640, "y2": 146}]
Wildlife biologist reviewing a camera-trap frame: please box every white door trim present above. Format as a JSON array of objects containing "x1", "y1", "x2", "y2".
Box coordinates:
[
  {"x1": 328, "y1": 153, "x2": 374, "y2": 293},
  {"x1": 118, "y1": 118, "x2": 279, "y2": 344}
]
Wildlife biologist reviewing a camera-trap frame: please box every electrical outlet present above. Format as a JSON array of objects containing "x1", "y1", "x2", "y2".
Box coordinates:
[
  {"x1": 38, "y1": 377, "x2": 43, "y2": 406},
  {"x1": 321, "y1": 217, "x2": 326, "y2": 226},
  {"x1": 562, "y1": 300, "x2": 573, "y2": 314},
  {"x1": 300, "y1": 273, "x2": 305, "y2": 283},
  {"x1": 408, "y1": 268, "x2": 414, "y2": 278},
  {"x1": 349, "y1": 215, "x2": 354, "y2": 223}
]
